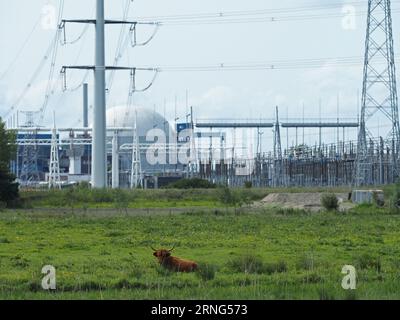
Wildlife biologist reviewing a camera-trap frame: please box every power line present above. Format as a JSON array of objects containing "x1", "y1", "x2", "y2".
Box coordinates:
[
  {"x1": 2, "y1": 0, "x2": 65, "y2": 121},
  {"x1": 133, "y1": 1, "x2": 381, "y2": 21},
  {"x1": 144, "y1": 55, "x2": 400, "y2": 73},
  {"x1": 61, "y1": 23, "x2": 90, "y2": 45},
  {"x1": 155, "y1": 9, "x2": 400, "y2": 26},
  {"x1": 38, "y1": 0, "x2": 65, "y2": 124},
  {"x1": 132, "y1": 1, "x2": 400, "y2": 25},
  {"x1": 2, "y1": 34, "x2": 59, "y2": 119},
  {"x1": 0, "y1": 15, "x2": 41, "y2": 82},
  {"x1": 106, "y1": 0, "x2": 133, "y2": 101}
]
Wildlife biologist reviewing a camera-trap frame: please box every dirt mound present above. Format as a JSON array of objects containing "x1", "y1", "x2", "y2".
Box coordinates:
[{"x1": 259, "y1": 192, "x2": 350, "y2": 211}]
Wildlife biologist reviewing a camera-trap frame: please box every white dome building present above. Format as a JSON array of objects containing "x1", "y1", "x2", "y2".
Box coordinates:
[
  {"x1": 105, "y1": 106, "x2": 183, "y2": 188},
  {"x1": 106, "y1": 105, "x2": 172, "y2": 138}
]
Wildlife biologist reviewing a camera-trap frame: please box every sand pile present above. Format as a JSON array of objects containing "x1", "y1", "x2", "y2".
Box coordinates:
[{"x1": 259, "y1": 192, "x2": 350, "y2": 211}]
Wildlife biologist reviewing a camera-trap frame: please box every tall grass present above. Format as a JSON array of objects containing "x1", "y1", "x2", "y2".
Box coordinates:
[
  {"x1": 2, "y1": 199, "x2": 400, "y2": 299},
  {"x1": 19, "y1": 187, "x2": 270, "y2": 209}
]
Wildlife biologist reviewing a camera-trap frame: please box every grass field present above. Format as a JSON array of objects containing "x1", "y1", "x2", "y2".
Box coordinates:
[
  {"x1": 16, "y1": 187, "x2": 355, "y2": 209},
  {"x1": 1, "y1": 202, "x2": 400, "y2": 300}
]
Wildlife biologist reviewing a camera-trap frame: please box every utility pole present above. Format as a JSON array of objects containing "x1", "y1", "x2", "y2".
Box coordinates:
[
  {"x1": 61, "y1": 0, "x2": 157, "y2": 188},
  {"x1": 93, "y1": 0, "x2": 107, "y2": 188}
]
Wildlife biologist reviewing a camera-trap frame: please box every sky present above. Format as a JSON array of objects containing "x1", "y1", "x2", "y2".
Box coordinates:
[{"x1": 1, "y1": 0, "x2": 400, "y2": 150}]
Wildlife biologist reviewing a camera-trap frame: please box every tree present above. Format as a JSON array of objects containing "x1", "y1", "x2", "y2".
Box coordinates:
[{"x1": 0, "y1": 118, "x2": 19, "y2": 204}]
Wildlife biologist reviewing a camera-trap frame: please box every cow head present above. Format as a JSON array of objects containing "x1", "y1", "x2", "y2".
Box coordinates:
[{"x1": 151, "y1": 246, "x2": 174, "y2": 258}]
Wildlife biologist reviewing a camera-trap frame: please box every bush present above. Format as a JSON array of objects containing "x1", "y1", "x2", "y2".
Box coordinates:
[
  {"x1": 264, "y1": 260, "x2": 288, "y2": 274},
  {"x1": 372, "y1": 191, "x2": 385, "y2": 207},
  {"x1": 196, "y1": 263, "x2": 217, "y2": 281},
  {"x1": 356, "y1": 253, "x2": 381, "y2": 272},
  {"x1": 166, "y1": 178, "x2": 216, "y2": 189},
  {"x1": 77, "y1": 181, "x2": 91, "y2": 190},
  {"x1": 0, "y1": 237, "x2": 10, "y2": 243},
  {"x1": 0, "y1": 168, "x2": 19, "y2": 206},
  {"x1": 390, "y1": 181, "x2": 400, "y2": 209},
  {"x1": 227, "y1": 254, "x2": 266, "y2": 274},
  {"x1": 113, "y1": 189, "x2": 130, "y2": 213},
  {"x1": 321, "y1": 193, "x2": 339, "y2": 211},
  {"x1": 244, "y1": 181, "x2": 252, "y2": 189},
  {"x1": 218, "y1": 187, "x2": 244, "y2": 209},
  {"x1": 296, "y1": 253, "x2": 315, "y2": 271},
  {"x1": 91, "y1": 189, "x2": 114, "y2": 203}
]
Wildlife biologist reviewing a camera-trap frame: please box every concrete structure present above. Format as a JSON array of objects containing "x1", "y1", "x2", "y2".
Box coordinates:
[{"x1": 351, "y1": 190, "x2": 384, "y2": 205}]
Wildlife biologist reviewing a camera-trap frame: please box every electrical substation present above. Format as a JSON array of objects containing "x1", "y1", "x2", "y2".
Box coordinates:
[{"x1": 2, "y1": 0, "x2": 400, "y2": 189}]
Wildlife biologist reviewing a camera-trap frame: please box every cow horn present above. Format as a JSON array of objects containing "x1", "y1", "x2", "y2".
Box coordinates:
[
  {"x1": 168, "y1": 245, "x2": 175, "y2": 252},
  {"x1": 150, "y1": 246, "x2": 157, "y2": 251}
]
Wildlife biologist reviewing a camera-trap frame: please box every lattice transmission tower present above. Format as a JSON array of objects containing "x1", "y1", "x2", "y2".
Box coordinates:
[
  {"x1": 48, "y1": 115, "x2": 61, "y2": 189},
  {"x1": 273, "y1": 107, "x2": 283, "y2": 187},
  {"x1": 356, "y1": 0, "x2": 400, "y2": 186},
  {"x1": 130, "y1": 109, "x2": 142, "y2": 189},
  {"x1": 19, "y1": 111, "x2": 40, "y2": 185}
]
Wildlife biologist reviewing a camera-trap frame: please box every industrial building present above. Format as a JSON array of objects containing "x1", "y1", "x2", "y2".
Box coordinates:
[{"x1": 4, "y1": 0, "x2": 400, "y2": 189}]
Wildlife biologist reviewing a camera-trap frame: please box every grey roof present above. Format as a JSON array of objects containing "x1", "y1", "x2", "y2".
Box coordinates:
[{"x1": 106, "y1": 106, "x2": 171, "y2": 137}]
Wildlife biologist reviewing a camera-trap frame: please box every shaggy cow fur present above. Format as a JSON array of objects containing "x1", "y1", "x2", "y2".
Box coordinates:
[{"x1": 152, "y1": 249, "x2": 198, "y2": 272}]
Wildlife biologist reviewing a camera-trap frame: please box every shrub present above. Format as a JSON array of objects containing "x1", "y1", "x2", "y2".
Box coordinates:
[
  {"x1": 296, "y1": 253, "x2": 315, "y2": 271},
  {"x1": 356, "y1": 253, "x2": 381, "y2": 272},
  {"x1": 166, "y1": 178, "x2": 216, "y2": 189},
  {"x1": 113, "y1": 189, "x2": 130, "y2": 213},
  {"x1": 264, "y1": 260, "x2": 288, "y2": 274},
  {"x1": 90, "y1": 189, "x2": 114, "y2": 203},
  {"x1": 155, "y1": 265, "x2": 174, "y2": 277},
  {"x1": 227, "y1": 254, "x2": 266, "y2": 274},
  {"x1": 0, "y1": 168, "x2": 19, "y2": 205},
  {"x1": 114, "y1": 279, "x2": 132, "y2": 290},
  {"x1": 321, "y1": 193, "x2": 339, "y2": 211},
  {"x1": 0, "y1": 237, "x2": 10, "y2": 243},
  {"x1": 196, "y1": 263, "x2": 217, "y2": 281},
  {"x1": 77, "y1": 181, "x2": 91, "y2": 190},
  {"x1": 303, "y1": 273, "x2": 324, "y2": 284},
  {"x1": 244, "y1": 181, "x2": 252, "y2": 189},
  {"x1": 218, "y1": 187, "x2": 244, "y2": 209},
  {"x1": 372, "y1": 191, "x2": 385, "y2": 207},
  {"x1": 219, "y1": 187, "x2": 233, "y2": 205},
  {"x1": 390, "y1": 181, "x2": 400, "y2": 209}
]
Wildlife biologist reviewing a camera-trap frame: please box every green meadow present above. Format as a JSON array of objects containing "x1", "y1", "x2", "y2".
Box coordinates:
[{"x1": 1, "y1": 196, "x2": 400, "y2": 300}]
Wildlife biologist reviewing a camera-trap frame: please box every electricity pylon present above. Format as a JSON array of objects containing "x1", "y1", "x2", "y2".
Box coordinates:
[
  {"x1": 130, "y1": 109, "x2": 142, "y2": 189},
  {"x1": 19, "y1": 111, "x2": 40, "y2": 185},
  {"x1": 61, "y1": 0, "x2": 157, "y2": 188},
  {"x1": 356, "y1": 0, "x2": 400, "y2": 186},
  {"x1": 49, "y1": 114, "x2": 61, "y2": 189},
  {"x1": 273, "y1": 106, "x2": 283, "y2": 187}
]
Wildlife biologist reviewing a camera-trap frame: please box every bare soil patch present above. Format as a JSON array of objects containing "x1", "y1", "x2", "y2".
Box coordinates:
[{"x1": 257, "y1": 192, "x2": 353, "y2": 211}]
